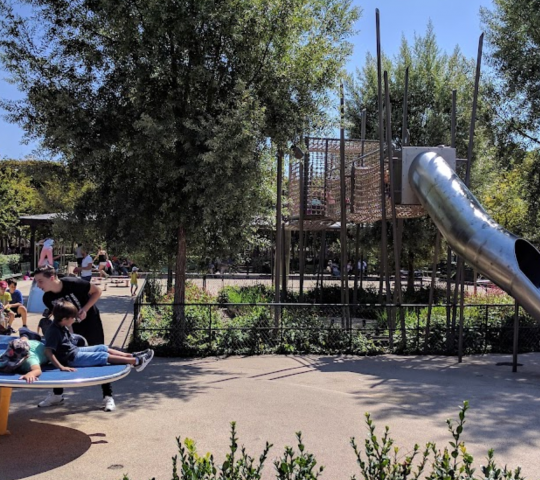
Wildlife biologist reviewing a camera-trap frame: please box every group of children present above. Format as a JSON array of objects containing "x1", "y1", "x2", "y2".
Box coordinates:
[{"x1": 0, "y1": 300, "x2": 154, "y2": 382}]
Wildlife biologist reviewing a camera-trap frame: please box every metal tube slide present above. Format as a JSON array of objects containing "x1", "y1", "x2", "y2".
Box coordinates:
[{"x1": 409, "y1": 151, "x2": 540, "y2": 321}]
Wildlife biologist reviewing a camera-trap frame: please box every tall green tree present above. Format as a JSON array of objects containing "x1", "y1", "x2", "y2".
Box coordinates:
[
  {"x1": 0, "y1": 0, "x2": 359, "y2": 324},
  {"x1": 481, "y1": 0, "x2": 540, "y2": 145}
]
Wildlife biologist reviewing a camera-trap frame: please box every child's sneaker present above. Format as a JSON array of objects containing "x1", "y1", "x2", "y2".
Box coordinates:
[
  {"x1": 133, "y1": 348, "x2": 152, "y2": 358},
  {"x1": 102, "y1": 396, "x2": 116, "y2": 412},
  {"x1": 38, "y1": 393, "x2": 64, "y2": 408},
  {"x1": 134, "y1": 350, "x2": 154, "y2": 372}
]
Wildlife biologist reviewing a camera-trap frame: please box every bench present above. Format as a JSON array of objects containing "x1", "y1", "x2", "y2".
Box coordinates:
[
  {"x1": 0, "y1": 335, "x2": 131, "y2": 435},
  {"x1": 108, "y1": 275, "x2": 130, "y2": 287}
]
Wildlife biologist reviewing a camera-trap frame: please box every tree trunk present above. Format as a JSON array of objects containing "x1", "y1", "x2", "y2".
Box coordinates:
[{"x1": 173, "y1": 225, "x2": 187, "y2": 346}]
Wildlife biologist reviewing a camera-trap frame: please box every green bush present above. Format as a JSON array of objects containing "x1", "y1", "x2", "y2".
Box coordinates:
[
  {"x1": 0, "y1": 254, "x2": 22, "y2": 271},
  {"x1": 120, "y1": 402, "x2": 524, "y2": 480}
]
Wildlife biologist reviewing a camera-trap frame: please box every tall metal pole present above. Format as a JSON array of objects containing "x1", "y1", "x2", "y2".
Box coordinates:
[
  {"x1": 425, "y1": 232, "x2": 441, "y2": 350},
  {"x1": 458, "y1": 34, "x2": 484, "y2": 363},
  {"x1": 353, "y1": 109, "x2": 367, "y2": 307},
  {"x1": 447, "y1": 89, "x2": 457, "y2": 353},
  {"x1": 298, "y1": 143, "x2": 306, "y2": 302},
  {"x1": 376, "y1": 9, "x2": 393, "y2": 346},
  {"x1": 384, "y1": 71, "x2": 404, "y2": 345},
  {"x1": 512, "y1": 301, "x2": 520, "y2": 373},
  {"x1": 274, "y1": 149, "x2": 283, "y2": 327},
  {"x1": 339, "y1": 83, "x2": 350, "y2": 327}
]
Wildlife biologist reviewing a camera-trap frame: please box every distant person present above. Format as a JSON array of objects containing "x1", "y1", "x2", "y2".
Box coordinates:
[
  {"x1": 37, "y1": 238, "x2": 54, "y2": 267},
  {"x1": 6, "y1": 278, "x2": 28, "y2": 329},
  {"x1": 94, "y1": 246, "x2": 109, "y2": 278},
  {"x1": 130, "y1": 267, "x2": 139, "y2": 296},
  {"x1": 78, "y1": 247, "x2": 94, "y2": 282},
  {"x1": 0, "y1": 280, "x2": 15, "y2": 331},
  {"x1": 75, "y1": 243, "x2": 84, "y2": 267}
]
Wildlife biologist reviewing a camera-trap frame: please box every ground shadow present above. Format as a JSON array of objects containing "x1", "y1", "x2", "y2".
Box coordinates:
[{"x1": 0, "y1": 420, "x2": 91, "y2": 479}]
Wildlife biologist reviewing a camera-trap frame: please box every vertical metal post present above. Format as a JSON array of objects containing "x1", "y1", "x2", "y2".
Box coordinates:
[
  {"x1": 401, "y1": 66, "x2": 409, "y2": 147},
  {"x1": 319, "y1": 231, "x2": 326, "y2": 303},
  {"x1": 375, "y1": 10, "x2": 393, "y2": 347},
  {"x1": 208, "y1": 305, "x2": 213, "y2": 352},
  {"x1": 384, "y1": 71, "x2": 404, "y2": 346},
  {"x1": 458, "y1": 34, "x2": 483, "y2": 363},
  {"x1": 447, "y1": 90, "x2": 457, "y2": 352},
  {"x1": 512, "y1": 301, "x2": 519, "y2": 373},
  {"x1": 275, "y1": 150, "x2": 283, "y2": 327},
  {"x1": 353, "y1": 224, "x2": 361, "y2": 306},
  {"x1": 339, "y1": 83, "x2": 350, "y2": 328},
  {"x1": 425, "y1": 232, "x2": 441, "y2": 350},
  {"x1": 354, "y1": 110, "x2": 367, "y2": 307},
  {"x1": 281, "y1": 227, "x2": 287, "y2": 300},
  {"x1": 298, "y1": 146, "x2": 306, "y2": 302}
]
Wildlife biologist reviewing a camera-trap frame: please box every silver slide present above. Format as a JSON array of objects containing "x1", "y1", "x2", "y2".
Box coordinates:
[{"x1": 409, "y1": 151, "x2": 540, "y2": 321}]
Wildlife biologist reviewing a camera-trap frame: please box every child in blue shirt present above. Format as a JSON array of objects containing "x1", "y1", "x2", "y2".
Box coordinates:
[
  {"x1": 6, "y1": 278, "x2": 28, "y2": 328},
  {"x1": 45, "y1": 301, "x2": 153, "y2": 372}
]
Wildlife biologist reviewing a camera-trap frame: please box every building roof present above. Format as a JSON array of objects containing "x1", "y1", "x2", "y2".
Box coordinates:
[{"x1": 18, "y1": 213, "x2": 63, "y2": 228}]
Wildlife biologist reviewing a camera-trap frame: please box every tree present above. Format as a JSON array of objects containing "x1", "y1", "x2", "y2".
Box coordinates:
[
  {"x1": 481, "y1": 0, "x2": 540, "y2": 145},
  {"x1": 0, "y1": 0, "x2": 359, "y2": 332},
  {"x1": 0, "y1": 165, "x2": 40, "y2": 244}
]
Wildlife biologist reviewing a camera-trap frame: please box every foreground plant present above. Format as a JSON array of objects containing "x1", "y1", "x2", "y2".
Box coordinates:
[{"x1": 122, "y1": 402, "x2": 525, "y2": 480}]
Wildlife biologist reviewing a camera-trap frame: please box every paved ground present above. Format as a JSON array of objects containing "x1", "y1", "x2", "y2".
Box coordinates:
[{"x1": 1, "y1": 280, "x2": 539, "y2": 479}]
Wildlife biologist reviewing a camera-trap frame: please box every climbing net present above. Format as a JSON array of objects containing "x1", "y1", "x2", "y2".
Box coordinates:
[{"x1": 287, "y1": 137, "x2": 425, "y2": 230}]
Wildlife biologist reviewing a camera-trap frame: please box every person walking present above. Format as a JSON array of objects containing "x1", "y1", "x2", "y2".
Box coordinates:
[
  {"x1": 94, "y1": 246, "x2": 109, "y2": 279},
  {"x1": 32, "y1": 265, "x2": 117, "y2": 411}
]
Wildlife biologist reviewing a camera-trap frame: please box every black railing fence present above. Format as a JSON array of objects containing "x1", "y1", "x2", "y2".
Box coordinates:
[{"x1": 132, "y1": 300, "x2": 538, "y2": 357}]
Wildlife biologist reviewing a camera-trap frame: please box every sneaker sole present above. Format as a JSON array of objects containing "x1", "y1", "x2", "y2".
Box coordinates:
[{"x1": 38, "y1": 398, "x2": 64, "y2": 408}]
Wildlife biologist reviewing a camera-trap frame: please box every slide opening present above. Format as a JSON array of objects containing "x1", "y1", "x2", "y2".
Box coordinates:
[{"x1": 515, "y1": 239, "x2": 540, "y2": 288}]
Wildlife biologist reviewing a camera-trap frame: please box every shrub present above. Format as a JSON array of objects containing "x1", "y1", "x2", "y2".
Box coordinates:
[{"x1": 120, "y1": 402, "x2": 525, "y2": 480}]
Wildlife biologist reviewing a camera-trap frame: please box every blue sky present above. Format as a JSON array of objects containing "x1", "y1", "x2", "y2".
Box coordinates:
[{"x1": 0, "y1": 0, "x2": 493, "y2": 160}]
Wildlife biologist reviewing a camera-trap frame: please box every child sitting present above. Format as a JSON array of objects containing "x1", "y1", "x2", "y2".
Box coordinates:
[
  {"x1": 0, "y1": 337, "x2": 48, "y2": 383},
  {"x1": 45, "y1": 301, "x2": 153, "y2": 372}
]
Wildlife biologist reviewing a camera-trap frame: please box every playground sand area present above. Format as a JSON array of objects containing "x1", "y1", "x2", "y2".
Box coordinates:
[{"x1": 1, "y1": 279, "x2": 539, "y2": 479}]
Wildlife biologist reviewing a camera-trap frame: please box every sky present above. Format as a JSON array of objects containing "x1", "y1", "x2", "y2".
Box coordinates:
[{"x1": 0, "y1": 0, "x2": 493, "y2": 160}]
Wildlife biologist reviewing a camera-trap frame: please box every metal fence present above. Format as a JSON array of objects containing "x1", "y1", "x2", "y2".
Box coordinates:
[{"x1": 132, "y1": 300, "x2": 539, "y2": 357}]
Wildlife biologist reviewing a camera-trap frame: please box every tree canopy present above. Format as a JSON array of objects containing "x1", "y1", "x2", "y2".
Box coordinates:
[
  {"x1": 481, "y1": 0, "x2": 540, "y2": 145},
  {"x1": 0, "y1": 0, "x2": 359, "y2": 307}
]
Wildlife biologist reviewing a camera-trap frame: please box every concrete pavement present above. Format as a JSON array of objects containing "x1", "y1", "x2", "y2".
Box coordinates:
[{"x1": 1, "y1": 281, "x2": 540, "y2": 479}]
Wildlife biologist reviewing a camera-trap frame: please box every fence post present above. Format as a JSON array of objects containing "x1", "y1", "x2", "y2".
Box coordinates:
[
  {"x1": 133, "y1": 296, "x2": 140, "y2": 342},
  {"x1": 512, "y1": 302, "x2": 519, "y2": 373},
  {"x1": 208, "y1": 304, "x2": 213, "y2": 354},
  {"x1": 484, "y1": 304, "x2": 489, "y2": 353},
  {"x1": 416, "y1": 306, "x2": 420, "y2": 352}
]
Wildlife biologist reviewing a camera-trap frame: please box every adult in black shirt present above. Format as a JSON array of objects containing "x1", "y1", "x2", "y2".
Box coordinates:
[{"x1": 33, "y1": 266, "x2": 116, "y2": 411}]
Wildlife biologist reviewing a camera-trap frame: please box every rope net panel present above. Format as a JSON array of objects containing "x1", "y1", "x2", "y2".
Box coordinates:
[{"x1": 287, "y1": 137, "x2": 424, "y2": 230}]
